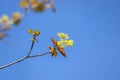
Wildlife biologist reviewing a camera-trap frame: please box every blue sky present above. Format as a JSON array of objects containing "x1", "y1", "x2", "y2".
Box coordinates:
[{"x1": 0, "y1": 0, "x2": 120, "y2": 80}]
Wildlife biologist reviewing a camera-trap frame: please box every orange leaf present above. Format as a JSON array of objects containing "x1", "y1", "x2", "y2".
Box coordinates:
[{"x1": 51, "y1": 37, "x2": 66, "y2": 57}]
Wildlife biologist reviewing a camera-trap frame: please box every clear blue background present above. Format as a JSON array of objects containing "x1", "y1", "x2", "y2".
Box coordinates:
[{"x1": 0, "y1": 0, "x2": 120, "y2": 80}]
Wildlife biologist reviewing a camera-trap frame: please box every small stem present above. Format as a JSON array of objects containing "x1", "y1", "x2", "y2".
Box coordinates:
[
  {"x1": 28, "y1": 52, "x2": 51, "y2": 58},
  {"x1": 27, "y1": 36, "x2": 36, "y2": 56},
  {"x1": 27, "y1": 41, "x2": 35, "y2": 56}
]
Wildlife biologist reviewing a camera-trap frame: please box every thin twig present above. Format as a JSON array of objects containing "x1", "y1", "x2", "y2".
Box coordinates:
[
  {"x1": 27, "y1": 41, "x2": 35, "y2": 56},
  {"x1": 28, "y1": 52, "x2": 50, "y2": 58},
  {"x1": 0, "y1": 37, "x2": 35, "y2": 69},
  {"x1": 0, "y1": 36, "x2": 51, "y2": 69},
  {"x1": 27, "y1": 36, "x2": 36, "y2": 56},
  {"x1": 0, "y1": 52, "x2": 50, "y2": 69},
  {"x1": 0, "y1": 56, "x2": 28, "y2": 69}
]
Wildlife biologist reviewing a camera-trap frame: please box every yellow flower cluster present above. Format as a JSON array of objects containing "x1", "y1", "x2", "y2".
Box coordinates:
[
  {"x1": 0, "y1": 12, "x2": 22, "y2": 27},
  {"x1": 0, "y1": 13, "x2": 22, "y2": 36},
  {"x1": 58, "y1": 39, "x2": 74, "y2": 48},
  {"x1": 30, "y1": 0, "x2": 45, "y2": 12},
  {"x1": 19, "y1": 0, "x2": 55, "y2": 13},
  {"x1": 57, "y1": 32, "x2": 74, "y2": 48},
  {"x1": 28, "y1": 28, "x2": 40, "y2": 36},
  {"x1": 19, "y1": 0, "x2": 29, "y2": 9},
  {"x1": 57, "y1": 32, "x2": 69, "y2": 39}
]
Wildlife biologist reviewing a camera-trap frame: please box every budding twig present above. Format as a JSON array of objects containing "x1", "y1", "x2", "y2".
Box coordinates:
[
  {"x1": 0, "y1": 52, "x2": 50, "y2": 69},
  {"x1": 28, "y1": 52, "x2": 50, "y2": 58},
  {"x1": 0, "y1": 36, "x2": 50, "y2": 69},
  {"x1": 0, "y1": 56, "x2": 28, "y2": 69},
  {"x1": 27, "y1": 36, "x2": 36, "y2": 56}
]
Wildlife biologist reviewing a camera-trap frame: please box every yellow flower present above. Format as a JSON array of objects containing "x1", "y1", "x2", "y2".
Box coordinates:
[
  {"x1": 33, "y1": 30, "x2": 40, "y2": 36},
  {"x1": 57, "y1": 32, "x2": 65, "y2": 39},
  {"x1": 58, "y1": 40, "x2": 67, "y2": 48},
  {"x1": 61, "y1": 32, "x2": 65, "y2": 38},
  {"x1": 57, "y1": 32, "x2": 61, "y2": 38},
  {"x1": 31, "y1": 2, "x2": 45, "y2": 12},
  {"x1": 64, "y1": 40, "x2": 69, "y2": 46},
  {"x1": 57, "y1": 32, "x2": 69, "y2": 39},
  {"x1": 68, "y1": 40, "x2": 74, "y2": 46},
  {"x1": 12, "y1": 12, "x2": 22, "y2": 25},
  {"x1": 28, "y1": 29, "x2": 40, "y2": 36},
  {"x1": 1, "y1": 15, "x2": 9, "y2": 22},
  {"x1": 61, "y1": 40, "x2": 65, "y2": 44},
  {"x1": 61, "y1": 45, "x2": 65, "y2": 48},
  {"x1": 64, "y1": 34, "x2": 69, "y2": 39},
  {"x1": 28, "y1": 28, "x2": 33, "y2": 35},
  {"x1": 57, "y1": 41, "x2": 60, "y2": 46},
  {"x1": 19, "y1": 0, "x2": 29, "y2": 9}
]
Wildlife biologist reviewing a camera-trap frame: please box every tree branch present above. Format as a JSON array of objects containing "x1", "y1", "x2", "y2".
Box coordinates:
[
  {"x1": 0, "y1": 52, "x2": 50, "y2": 69},
  {"x1": 0, "y1": 56, "x2": 28, "y2": 69},
  {"x1": 0, "y1": 38, "x2": 35, "y2": 69}
]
